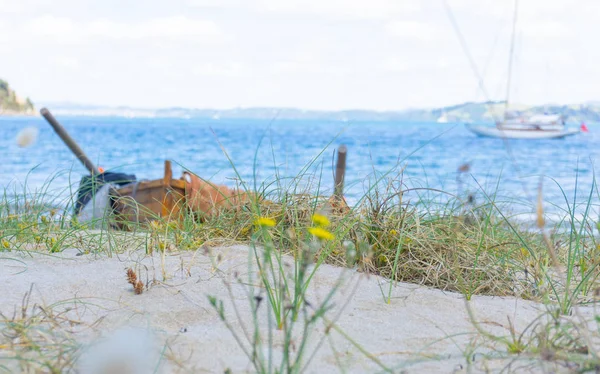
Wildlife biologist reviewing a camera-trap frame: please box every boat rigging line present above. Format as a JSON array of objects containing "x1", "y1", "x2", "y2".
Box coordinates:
[
  {"x1": 441, "y1": 0, "x2": 500, "y2": 124},
  {"x1": 505, "y1": 0, "x2": 519, "y2": 114}
]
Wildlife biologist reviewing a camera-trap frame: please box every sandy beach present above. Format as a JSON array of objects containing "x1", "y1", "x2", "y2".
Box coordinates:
[{"x1": 1, "y1": 242, "x2": 576, "y2": 373}]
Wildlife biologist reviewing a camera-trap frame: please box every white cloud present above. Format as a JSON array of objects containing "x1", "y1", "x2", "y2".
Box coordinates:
[
  {"x1": 192, "y1": 62, "x2": 245, "y2": 77},
  {"x1": 51, "y1": 56, "x2": 80, "y2": 69},
  {"x1": 447, "y1": 0, "x2": 570, "y2": 19},
  {"x1": 186, "y1": 0, "x2": 421, "y2": 20},
  {"x1": 519, "y1": 20, "x2": 572, "y2": 39},
  {"x1": 447, "y1": 0, "x2": 573, "y2": 40},
  {"x1": 87, "y1": 17, "x2": 222, "y2": 40},
  {"x1": 380, "y1": 57, "x2": 411, "y2": 72},
  {"x1": 380, "y1": 56, "x2": 458, "y2": 72},
  {"x1": 271, "y1": 61, "x2": 329, "y2": 75},
  {"x1": 0, "y1": 0, "x2": 25, "y2": 13},
  {"x1": 386, "y1": 21, "x2": 442, "y2": 41},
  {"x1": 186, "y1": 0, "x2": 246, "y2": 8},
  {"x1": 256, "y1": 0, "x2": 420, "y2": 20},
  {"x1": 24, "y1": 15, "x2": 80, "y2": 42},
  {"x1": 21, "y1": 15, "x2": 224, "y2": 44},
  {"x1": 270, "y1": 55, "x2": 354, "y2": 76}
]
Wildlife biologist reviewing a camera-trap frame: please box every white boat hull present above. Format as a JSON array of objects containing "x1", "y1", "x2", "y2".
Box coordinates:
[{"x1": 465, "y1": 124, "x2": 580, "y2": 139}]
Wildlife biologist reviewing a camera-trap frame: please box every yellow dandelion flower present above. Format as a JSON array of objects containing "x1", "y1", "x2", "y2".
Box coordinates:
[
  {"x1": 378, "y1": 254, "x2": 389, "y2": 265},
  {"x1": 1, "y1": 239, "x2": 9, "y2": 249},
  {"x1": 311, "y1": 214, "x2": 330, "y2": 227},
  {"x1": 520, "y1": 247, "x2": 529, "y2": 258},
  {"x1": 240, "y1": 226, "x2": 251, "y2": 236},
  {"x1": 308, "y1": 227, "x2": 335, "y2": 241},
  {"x1": 389, "y1": 229, "x2": 398, "y2": 236},
  {"x1": 47, "y1": 237, "x2": 58, "y2": 252},
  {"x1": 255, "y1": 217, "x2": 276, "y2": 227}
]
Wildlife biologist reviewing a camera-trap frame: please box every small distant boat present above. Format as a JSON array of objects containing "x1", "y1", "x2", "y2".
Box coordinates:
[
  {"x1": 466, "y1": 113, "x2": 581, "y2": 139},
  {"x1": 437, "y1": 112, "x2": 448, "y2": 123}
]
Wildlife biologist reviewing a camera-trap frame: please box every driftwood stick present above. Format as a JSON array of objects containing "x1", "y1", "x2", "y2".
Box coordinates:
[
  {"x1": 334, "y1": 145, "x2": 347, "y2": 199},
  {"x1": 40, "y1": 107, "x2": 100, "y2": 175}
]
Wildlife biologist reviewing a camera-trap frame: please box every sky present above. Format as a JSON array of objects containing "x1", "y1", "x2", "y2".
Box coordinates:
[{"x1": 1, "y1": 0, "x2": 598, "y2": 111}]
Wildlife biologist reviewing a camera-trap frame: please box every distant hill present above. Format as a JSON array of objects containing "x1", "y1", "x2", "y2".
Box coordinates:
[
  {"x1": 0, "y1": 79, "x2": 35, "y2": 115},
  {"x1": 34, "y1": 100, "x2": 600, "y2": 123}
]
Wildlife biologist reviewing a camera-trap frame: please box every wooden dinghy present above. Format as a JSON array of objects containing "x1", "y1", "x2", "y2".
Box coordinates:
[
  {"x1": 110, "y1": 160, "x2": 254, "y2": 228},
  {"x1": 111, "y1": 160, "x2": 186, "y2": 229}
]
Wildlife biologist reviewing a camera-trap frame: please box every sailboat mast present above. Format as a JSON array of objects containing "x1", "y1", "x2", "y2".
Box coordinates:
[{"x1": 505, "y1": 0, "x2": 519, "y2": 116}]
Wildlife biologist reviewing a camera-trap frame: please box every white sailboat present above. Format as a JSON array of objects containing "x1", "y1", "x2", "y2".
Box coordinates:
[
  {"x1": 466, "y1": 112, "x2": 581, "y2": 139},
  {"x1": 465, "y1": 0, "x2": 581, "y2": 140},
  {"x1": 437, "y1": 111, "x2": 449, "y2": 123},
  {"x1": 466, "y1": 122, "x2": 581, "y2": 139}
]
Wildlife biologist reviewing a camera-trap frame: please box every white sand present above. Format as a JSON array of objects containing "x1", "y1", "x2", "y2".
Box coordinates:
[{"x1": 0, "y1": 244, "x2": 582, "y2": 373}]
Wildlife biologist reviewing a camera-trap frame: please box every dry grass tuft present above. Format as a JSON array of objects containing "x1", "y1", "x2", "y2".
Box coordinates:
[
  {"x1": 125, "y1": 268, "x2": 144, "y2": 294},
  {"x1": 126, "y1": 268, "x2": 137, "y2": 285},
  {"x1": 133, "y1": 280, "x2": 144, "y2": 295},
  {"x1": 352, "y1": 216, "x2": 528, "y2": 296},
  {"x1": 0, "y1": 287, "x2": 84, "y2": 373}
]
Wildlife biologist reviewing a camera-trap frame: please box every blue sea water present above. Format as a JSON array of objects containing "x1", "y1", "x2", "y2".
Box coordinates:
[{"x1": 1, "y1": 116, "x2": 599, "y2": 219}]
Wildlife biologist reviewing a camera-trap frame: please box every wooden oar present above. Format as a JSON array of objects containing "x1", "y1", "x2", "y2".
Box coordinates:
[{"x1": 40, "y1": 108, "x2": 101, "y2": 175}]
